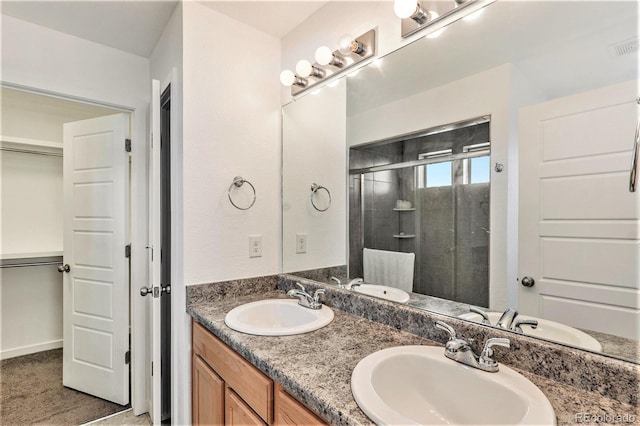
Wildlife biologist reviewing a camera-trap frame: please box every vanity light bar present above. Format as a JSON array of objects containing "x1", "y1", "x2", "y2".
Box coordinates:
[
  {"x1": 285, "y1": 29, "x2": 376, "y2": 97},
  {"x1": 399, "y1": 0, "x2": 496, "y2": 38}
]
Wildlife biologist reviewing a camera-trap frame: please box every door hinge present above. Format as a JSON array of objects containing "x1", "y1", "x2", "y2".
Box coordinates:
[
  {"x1": 125, "y1": 244, "x2": 131, "y2": 258},
  {"x1": 151, "y1": 362, "x2": 154, "y2": 376},
  {"x1": 125, "y1": 138, "x2": 132, "y2": 152},
  {"x1": 125, "y1": 351, "x2": 131, "y2": 364}
]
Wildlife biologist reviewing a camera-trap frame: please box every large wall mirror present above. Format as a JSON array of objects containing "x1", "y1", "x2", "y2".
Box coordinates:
[{"x1": 282, "y1": 0, "x2": 638, "y2": 363}]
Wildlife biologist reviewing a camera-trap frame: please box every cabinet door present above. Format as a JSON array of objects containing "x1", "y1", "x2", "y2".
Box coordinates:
[
  {"x1": 274, "y1": 384, "x2": 327, "y2": 425},
  {"x1": 193, "y1": 355, "x2": 224, "y2": 426},
  {"x1": 225, "y1": 387, "x2": 266, "y2": 426}
]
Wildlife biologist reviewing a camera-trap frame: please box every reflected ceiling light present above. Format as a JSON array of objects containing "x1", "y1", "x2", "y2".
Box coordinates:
[
  {"x1": 394, "y1": 0, "x2": 496, "y2": 38},
  {"x1": 281, "y1": 29, "x2": 376, "y2": 96}
]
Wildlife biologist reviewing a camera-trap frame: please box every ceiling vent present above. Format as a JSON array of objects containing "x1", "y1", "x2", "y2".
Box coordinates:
[{"x1": 609, "y1": 37, "x2": 639, "y2": 57}]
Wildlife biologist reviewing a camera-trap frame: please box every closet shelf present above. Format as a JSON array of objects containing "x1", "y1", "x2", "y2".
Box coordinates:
[
  {"x1": 1, "y1": 135, "x2": 63, "y2": 150},
  {"x1": 0, "y1": 252, "x2": 63, "y2": 268}
]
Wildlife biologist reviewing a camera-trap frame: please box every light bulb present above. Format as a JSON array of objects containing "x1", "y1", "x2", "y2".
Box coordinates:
[
  {"x1": 315, "y1": 46, "x2": 334, "y2": 66},
  {"x1": 279, "y1": 70, "x2": 295, "y2": 87},
  {"x1": 394, "y1": 0, "x2": 418, "y2": 19},
  {"x1": 337, "y1": 34, "x2": 354, "y2": 55},
  {"x1": 295, "y1": 60, "x2": 313, "y2": 78}
]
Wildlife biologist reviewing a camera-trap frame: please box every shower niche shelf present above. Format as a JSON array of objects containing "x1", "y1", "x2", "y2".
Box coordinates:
[
  {"x1": 393, "y1": 234, "x2": 415, "y2": 239},
  {"x1": 392, "y1": 208, "x2": 415, "y2": 211}
]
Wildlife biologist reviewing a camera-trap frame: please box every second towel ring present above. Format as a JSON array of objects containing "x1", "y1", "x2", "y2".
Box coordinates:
[
  {"x1": 228, "y1": 176, "x2": 256, "y2": 210},
  {"x1": 310, "y1": 183, "x2": 331, "y2": 212}
]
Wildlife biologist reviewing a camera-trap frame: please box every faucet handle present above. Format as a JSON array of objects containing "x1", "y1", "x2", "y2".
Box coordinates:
[
  {"x1": 295, "y1": 282, "x2": 306, "y2": 292},
  {"x1": 513, "y1": 319, "x2": 538, "y2": 333},
  {"x1": 313, "y1": 288, "x2": 326, "y2": 303},
  {"x1": 479, "y1": 337, "x2": 510, "y2": 371},
  {"x1": 435, "y1": 320, "x2": 457, "y2": 340},
  {"x1": 469, "y1": 307, "x2": 491, "y2": 325}
]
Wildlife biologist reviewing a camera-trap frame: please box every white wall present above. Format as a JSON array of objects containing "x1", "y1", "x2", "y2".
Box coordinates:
[
  {"x1": 0, "y1": 14, "x2": 151, "y2": 413},
  {"x1": 182, "y1": 2, "x2": 281, "y2": 285},
  {"x1": 282, "y1": 79, "x2": 347, "y2": 273}
]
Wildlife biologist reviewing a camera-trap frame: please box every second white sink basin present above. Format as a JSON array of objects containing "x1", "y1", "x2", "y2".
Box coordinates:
[
  {"x1": 224, "y1": 299, "x2": 334, "y2": 336},
  {"x1": 458, "y1": 312, "x2": 602, "y2": 352},
  {"x1": 351, "y1": 346, "x2": 556, "y2": 425},
  {"x1": 353, "y1": 284, "x2": 410, "y2": 303}
]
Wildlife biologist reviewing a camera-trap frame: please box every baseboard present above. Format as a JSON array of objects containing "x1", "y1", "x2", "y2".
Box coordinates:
[{"x1": 0, "y1": 339, "x2": 63, "y2": 360}]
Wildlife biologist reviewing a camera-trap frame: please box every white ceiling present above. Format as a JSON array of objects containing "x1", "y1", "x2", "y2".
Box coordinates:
[
  {"x1": 0, "y1": 1, "x2": 328, "y2": 58},
  {"x1": 200, "y1": 1, "x2": 328, "y2": 39}
]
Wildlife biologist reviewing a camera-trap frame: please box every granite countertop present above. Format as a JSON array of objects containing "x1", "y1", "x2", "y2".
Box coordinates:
[{"x1": 188, "y1": 289, "x2": 638, "y2": 426}]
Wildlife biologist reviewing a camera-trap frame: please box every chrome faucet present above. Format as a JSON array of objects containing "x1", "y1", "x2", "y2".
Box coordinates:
[
  {"x1": 287, "y1": 283, "x2": 325, "y2": 310},
  {"x1": 345, "y1": 278, "x2": 363, "y2": 290},
  {"x1": 496, "y1": 308, "x2": 518, "y2": 329},
  {"x1": 435, "y1": 320, "x2": 510, "y2": 373}
]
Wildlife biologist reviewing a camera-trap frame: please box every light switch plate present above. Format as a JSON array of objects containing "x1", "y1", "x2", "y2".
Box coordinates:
[
  {"x1": 296, "y1": 233, "x2": 307, "y2": 254},
  {"x1": 249, "y1": 235, "x2": 262, "y2": 258}
]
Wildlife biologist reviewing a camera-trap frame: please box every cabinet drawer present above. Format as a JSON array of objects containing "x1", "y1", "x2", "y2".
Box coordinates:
[
  {"x1": 225, "y1": 387, "x2": 267, "y2": 426},
  {"x1": 192, "y1": 320, "x2": 273, "y2": 423},
  {"x1": 274, "y1": 384, "x2": 327, "y2": 426}
]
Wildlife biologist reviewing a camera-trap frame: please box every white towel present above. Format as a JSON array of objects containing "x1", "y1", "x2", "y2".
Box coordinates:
[{"x1": 363, "y1": 248, "x2": 415, "y2": 292}]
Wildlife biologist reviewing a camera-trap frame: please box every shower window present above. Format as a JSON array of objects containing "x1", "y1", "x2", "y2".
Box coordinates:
[
  {"x1": 463, "y1": 142, "x2": 490, "y2": 184},
  {"x1": 417, "y1": 149, "x2": 452, "y2": 188}
]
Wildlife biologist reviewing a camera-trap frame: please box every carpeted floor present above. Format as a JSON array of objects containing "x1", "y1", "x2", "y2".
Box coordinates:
[{"x1": 0, "y1": 348, "x2": 129, "y2": 425}]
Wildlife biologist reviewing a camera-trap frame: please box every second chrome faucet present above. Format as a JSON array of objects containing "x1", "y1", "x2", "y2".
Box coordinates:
[
  {"x1": 435, "y1": 320, "x2": 510, "y2": 373},
  {"x1": 287, "y1": 283, "x2": 326, "y2": 310}
]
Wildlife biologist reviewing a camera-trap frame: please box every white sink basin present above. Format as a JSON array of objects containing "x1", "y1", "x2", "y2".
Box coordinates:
[
  {"x1": 458, "y1": 312, "x2": 602, "y2": 352},
  {"x1": 224, "y1": 299, "x2": 334, "y2": 336},
  {"x1": 351, "y1": 346, "x2": 556, "y2": 425},
  {"x1": 353, "y1": 284, "x2": 410, "y2": 303}
]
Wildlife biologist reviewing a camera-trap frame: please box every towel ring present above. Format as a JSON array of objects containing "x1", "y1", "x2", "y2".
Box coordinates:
[
  {"x1": 310, "y1": 183, "x2": 331, "y2": 212},
  {"x1": 228, "y1": 176, "x2": 256, "y2": 210}
]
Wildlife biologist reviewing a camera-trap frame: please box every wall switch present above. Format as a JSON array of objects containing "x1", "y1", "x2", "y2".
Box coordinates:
[
  {"x1": 249, "y1": 235, "x2": 262, "y2": 258},
  {"x1": 296, "y1": 233, "x2": 307, "y2": 254}
]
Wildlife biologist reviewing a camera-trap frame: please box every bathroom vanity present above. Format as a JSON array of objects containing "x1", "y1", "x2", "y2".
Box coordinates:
[
  {"x1": 192, "y1": 320, "x2": 326, "y2": 425},
  {"x1": 187, "y1": 275, "x2": 638, "y2": 425}
]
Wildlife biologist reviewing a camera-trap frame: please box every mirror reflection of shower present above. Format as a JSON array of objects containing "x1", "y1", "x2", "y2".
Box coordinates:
[{"x1": 349, "y1": 117, "x2": 491, "y2": 307}]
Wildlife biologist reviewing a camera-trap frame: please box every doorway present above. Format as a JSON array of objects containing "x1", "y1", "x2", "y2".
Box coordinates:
[
  {"x1": 0, "y1": 87, "x2": 134, "y2": 423},
  {"x1": 160, "y1": 85, "x2": 172, "y2": 422}
]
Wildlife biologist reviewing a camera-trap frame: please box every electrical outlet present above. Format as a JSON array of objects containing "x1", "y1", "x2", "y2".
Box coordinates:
[
  {"x1": 249, "y1": 235, "x2": 262, "y2": 258},
  {"x1": 296, "y1": 233, "x2": 307, "y2": 254}
]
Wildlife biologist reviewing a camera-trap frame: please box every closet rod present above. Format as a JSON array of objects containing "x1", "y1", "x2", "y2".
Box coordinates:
[
  {"x1": 0, "y1": 147, "x2": 63, "y2": 157},
  {"x1": 0, "y1": 261, "x2": 62, "y2": 269}
]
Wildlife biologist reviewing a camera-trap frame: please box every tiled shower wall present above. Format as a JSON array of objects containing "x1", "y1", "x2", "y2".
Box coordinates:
[{"x1": 349, "y1": 122, "x2": 490, "y2": 308}]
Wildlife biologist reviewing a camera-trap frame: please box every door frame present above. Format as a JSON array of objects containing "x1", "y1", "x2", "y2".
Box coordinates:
[{"x1": 1, "y1": 81, "x2": 151, "y2": 415}]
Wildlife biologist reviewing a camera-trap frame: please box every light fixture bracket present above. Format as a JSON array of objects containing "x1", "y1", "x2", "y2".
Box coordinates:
[
  {"x1": 400, "y1": 0, "x2": 494, "y2": 38},
  {"x1": 290, "y1": 29, "x2": 376, "y2": 96}
]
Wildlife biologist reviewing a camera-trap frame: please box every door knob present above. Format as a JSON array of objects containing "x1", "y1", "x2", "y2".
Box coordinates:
[
  {"x1": 57, "y1": 264, "x2": 70, "y2": 273},
  {"x1": 521, "y1": 276, "x2": 535, "y2": 287},
  {"x1": 140, "y1": 286, "x2": 153, "y2": 297}
]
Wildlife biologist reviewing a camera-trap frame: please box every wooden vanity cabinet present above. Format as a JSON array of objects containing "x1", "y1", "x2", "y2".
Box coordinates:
[{"x1": 192, "y1": 320, "x2": 327, "y2": 426}]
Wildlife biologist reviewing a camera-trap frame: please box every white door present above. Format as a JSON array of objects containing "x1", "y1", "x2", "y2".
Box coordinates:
[
  {"x1": 62, "y1": 113, "x2": 130, "y2": 405},
  {"x1": 519, "y1": 80, "x2": 639, "y2": 339},
  {"x1": 147, "y1": 79, "x2": 162, "y2": 423}
]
